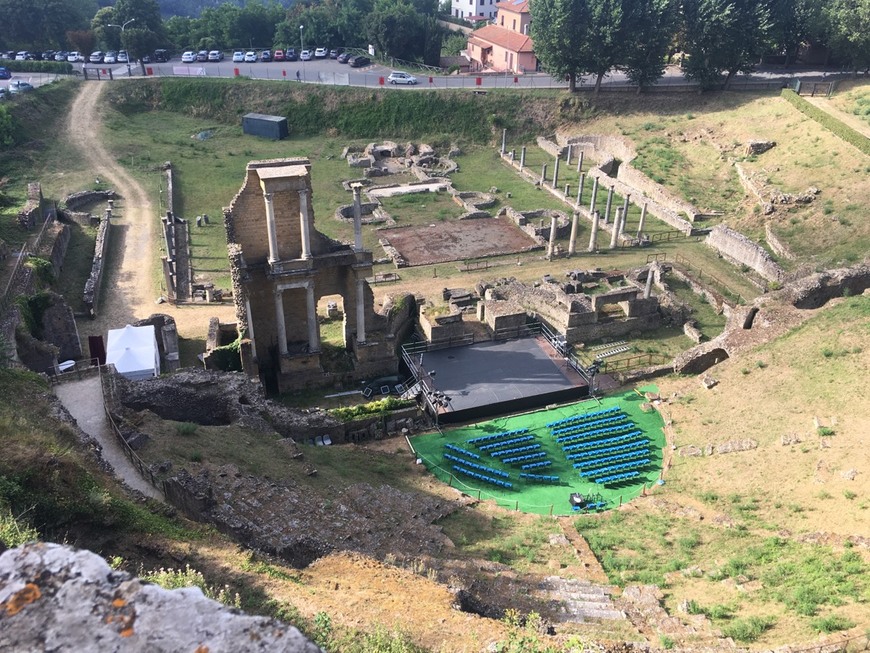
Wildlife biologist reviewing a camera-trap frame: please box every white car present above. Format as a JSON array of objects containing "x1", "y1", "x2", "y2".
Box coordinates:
[
  {"x1": 387, "y1": 71, "x2": 418, "y2": 85},
  {"x1": 117, "y1": 50, "x2": 128, "y2": 63},
  {"x1": 313, "y1": 47, "x2": 327, "y2": 58},
  {"x1": 181, "y1": 51, "x2": 197, "y2": 63},
  {"x1": 104, "y1": 51, "x2": 117, "y2": 64},
  {"x1": 67, "y1": 51, "x2": 84, "y2": 63},
  {"x1": 207, "y1": 50, "x2": 223, "y2": 61},
  {"x1": 300, "y1": 50, "x2": 312, "y2": 61},
  {"x1": 232, "y1": 50, "x2": 244, "y2": 62},
  {"x1": 244, "y1": 51, "x2": 257, "y2": 62}
]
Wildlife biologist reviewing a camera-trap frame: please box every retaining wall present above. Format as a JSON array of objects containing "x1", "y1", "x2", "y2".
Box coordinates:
[
  {"x1": 705, "y1": 224, "x2": 785, "y2": 283},
  {"x1": 63, "y1": 189, "x2": 116, "y2": 212},
  {"x1": 83, "y1": 216, "x2": 111, "y2": 318}
]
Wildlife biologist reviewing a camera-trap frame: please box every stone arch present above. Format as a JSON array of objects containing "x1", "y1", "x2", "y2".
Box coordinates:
[
  {"x1": 678, "y1": 347, "x2": 730, "y2": 375},
  {"x1": 743, "y1": 307, "x2": 759, "y2": 329}
]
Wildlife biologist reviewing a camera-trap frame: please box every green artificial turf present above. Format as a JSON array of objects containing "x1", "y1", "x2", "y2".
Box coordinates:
[{"x1": 411, "y1": 386, "x2": 665, "y2": 516}]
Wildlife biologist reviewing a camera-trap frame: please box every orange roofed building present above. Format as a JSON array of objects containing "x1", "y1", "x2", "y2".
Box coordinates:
[{"x1": 466, "y1": 0, "x2": 538, "y2": 74}]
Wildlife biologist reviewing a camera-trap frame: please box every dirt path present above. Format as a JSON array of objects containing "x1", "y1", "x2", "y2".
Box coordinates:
[{"x1": 66, "y1": 83, "x2": 234, "y2": 346}]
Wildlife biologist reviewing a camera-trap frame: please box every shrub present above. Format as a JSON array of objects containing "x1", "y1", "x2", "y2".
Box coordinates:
[
  {"x1": 140, "y1": 564, "x2": 240, "y2": 608},
  {"x1": 817, "y1": 426, "x2": 835, "y2": 436},
  {"x1": 722, "y1": 616, "x2": 776, "y2": 642},
  {"x1": 810, "y1": 614, "x2": 856, "y2": 633},
  {"x1": 175, "y1": 422, "x2": 198, "y2": 436},
  {"x1": 781, "y1": 90, "x2": 870, "y2": 156},
  {"x1": 4, "y1": 61, "x2": 73, "y2": 75},
  {"x1": 328, "y1": 397, "x2": 414, "y2": 422}
]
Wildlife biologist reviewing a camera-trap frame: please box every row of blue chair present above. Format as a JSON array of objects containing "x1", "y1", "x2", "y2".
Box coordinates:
[
  {"x1": 520, "y1": 472, "x2": 560, "y2": 483},
  {"x1": 595, "y1": 470, "x2": 640, "y2": 485},
  {"x1": 551, "y1": 413, "x2": 629, "y2": 436},
  {"x1": 553, "y1": 417, "x2": 633, "y2": 439},
  {"x1": 502, "y1": 451, "x2": 548, "y2": 465},
  {"x1": 444, "y1": 454, "x2": 509, "y2": 478},
  {"x1": 444, "y1": 443, "x2": 479, "y2": 460},
  {"x1": 577, "y1": 458, "x2": 649, "y2": 478},
  {"x1": 452, "y1": 464, "x2": 513, "y2": 489},
  {"x1": 573, "y1": 500, "x2": 607, "y2": 512},
  {"x1": 573, "y1": 450, "x2": 648, "y2": 473},
  {"x1": 563, "y1": 431, "x2": 642, "y2": 453},
  {"x1": 521, "y1": 460, "x2": 552, "y2": 471},
  {"x1": 479, "y1": 434, "x2": 534, "y2": 452},
  {"x1": 490, "y1": 443, "x2": 541, "y2": 458},
  {"x1": 467, "y1": 428, "x2": 529, "y2": 445},
  {"x1": 546, "y1": 406, "x2": 621, "y2": 429},
  {"x1": 556, "y1": 423, "x2": 636, "y2": 445},
  {"x1": 566, "y1": 440, "x2": 648, "y2": 462}
]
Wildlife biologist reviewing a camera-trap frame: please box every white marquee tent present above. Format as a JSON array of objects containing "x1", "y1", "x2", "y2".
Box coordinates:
[{"x1": 106, "y1": 325, "x2": 160, "y2": 380}]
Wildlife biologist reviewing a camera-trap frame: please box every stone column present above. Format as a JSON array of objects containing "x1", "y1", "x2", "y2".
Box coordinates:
[
  {"x1": 637, "y1": 202, "x2": 648, "y2": 237},
  {"x1": 298, "y1": 189, "x2": 312, "y2": 259},
  {"x1": 552, "y1": 155, "x2": 560, "y2": 189},
  {"x1": 565, "y1": 184, "x2": 571, "y2": 198},
  {"x1": 577, "y1": 150, "x2": 584, "y2": 173},
  {"x1": 352, "y1": 185, "x2": 364, "y2": 252},
  {"x1": 644, "y1": 264, "x2": 655, "y2": 299},
  {"x1": 547, "y1": 215, "x2": 558, "y2": 259},
  {"x1": 568, "y1": 211, "x2": 579, "y2": 255},
  {"x1": 500, "y1": 128, "x2": 507, "y2": 155},
  {"x1": 589, "y1": 176, "x2": 599, "y2": 213},
  {"x1": 577, "y1": 173, "x2": 586, "y2": 207},
  {"x1": 621, "y1": 194, "x2": 631, "y2": 233},
  {"x1": 519, "y1": 146, "x2": 526, "y2": 170},
  {"x1": 509, "y1": 150, "x2": 515, "y2": 162},
  {"x1": 604, "y1": 186, "x2": 614, "y2": 224},
  {"x1": 306, "y1": 283, "x2": 320, "y2": 352},
  {"x1": 274, "y1": 289, "x2": 288, "y2": 355},
  {"x1": 588, "y1": 210, "x2": 599, "y2": 252},
  {"x1": 263, "y1": 192, "x2": 280, "y2": 263},
  {"x1": 244, "y1": 295, "x2": 257, "y2": 355},
  {"x1": 107, "y1": 199, "x2": 114, "y2": 219},
  {"x1": 540, "y1": 163, "x2": 547, "y2": 185},
  {"x1": 609, "y1": 207, "x2": 622, "y2": 249},
  {"x1": 356, "y1": 279, "x2": 366, "y2": 344},
  {"x1": 566, "y1": 143, "x2": 573, "y2": 165}
]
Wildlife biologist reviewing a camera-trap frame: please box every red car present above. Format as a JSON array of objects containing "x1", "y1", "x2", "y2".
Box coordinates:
[{"x1": 273, "y1": 49, "x2": 285, "y2": 62}]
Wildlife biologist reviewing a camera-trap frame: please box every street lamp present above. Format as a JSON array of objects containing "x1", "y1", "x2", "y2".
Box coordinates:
[
  {"x1": 299, "y1": 25, "x2": 305, "y2": 81},
  {"x1": 107, "y1": 18, "x2": 136, "y2": 33},
  {"x1": 108, "y1": 18, "x2": 136, "y2": 72}
]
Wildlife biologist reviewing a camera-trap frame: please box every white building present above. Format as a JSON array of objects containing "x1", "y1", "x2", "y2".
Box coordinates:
[{"x1": 451, "y1": 0, "x2": 499, "y2": 21}]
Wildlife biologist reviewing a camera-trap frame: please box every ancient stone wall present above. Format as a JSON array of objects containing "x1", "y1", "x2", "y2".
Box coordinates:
[
  {"x1": 705, "y1": 224, "x2": 785, "y2": 283},
  {"x1": 63, "y1": 189, "x2": 116, "y2": 212},
  {"x1": 83, "y1": 216, "x2": 111, "y2": 318},
  {"x1": 535, "y1": 136, "x2": 565, "y2": 157},
  {"x1": 765, "y1": 223, "x2": 796, "y2": 261},
  {"x1": 41, "y1": 293, "x2": 82, "y2": 361},
  {"x1": 17, "y1": 183, "x2": 44, "y2": 230},
  {"x1": 36, "y1": 222, "x2": 71, "y2": 280}
]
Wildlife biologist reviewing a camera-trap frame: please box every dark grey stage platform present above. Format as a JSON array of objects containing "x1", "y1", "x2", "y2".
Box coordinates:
[{"x1": 415, "y1": 336, "x2": 589, "y2": 424}]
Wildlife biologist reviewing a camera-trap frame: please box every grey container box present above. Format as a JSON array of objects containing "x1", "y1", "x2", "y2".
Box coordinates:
[{"x1": 242, "y1": 113, "x2": 288, "y2": 140}]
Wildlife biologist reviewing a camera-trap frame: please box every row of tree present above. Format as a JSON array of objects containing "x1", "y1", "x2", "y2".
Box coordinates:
[{"x1": 532, "y1": 0, "x2": 870, "y2": 92}]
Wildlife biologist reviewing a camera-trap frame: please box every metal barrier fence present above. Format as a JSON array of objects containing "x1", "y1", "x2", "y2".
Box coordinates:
[{"x1": 97, "y1": 364, "x2": 164, "y2": 495}]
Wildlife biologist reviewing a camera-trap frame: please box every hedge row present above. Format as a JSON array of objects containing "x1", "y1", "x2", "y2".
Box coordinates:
[
  {"x1": 780, "y1": 89, "x2": 870, "y2": 157},
  {"x1": 0, "y1": 60, "x2": 74, "y2": 75}
]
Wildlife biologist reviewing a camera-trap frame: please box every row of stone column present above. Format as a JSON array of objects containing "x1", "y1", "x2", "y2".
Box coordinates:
[{"x1": 263, "y1": 189, "x2": 313, "y2": 263}]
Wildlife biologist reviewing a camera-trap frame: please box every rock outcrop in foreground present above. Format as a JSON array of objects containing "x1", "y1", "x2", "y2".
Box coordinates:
[{"x1": 0, "y1": 542, "x2": 321, "y2": 653}]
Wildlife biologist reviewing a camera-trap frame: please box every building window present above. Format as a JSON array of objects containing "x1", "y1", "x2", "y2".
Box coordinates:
[
  {"x1": 500, "y1": 15, "x2": 504, "y2": 25},
  {"x1": 512, "y1": 18, "x2": 516, "y2": 30}
]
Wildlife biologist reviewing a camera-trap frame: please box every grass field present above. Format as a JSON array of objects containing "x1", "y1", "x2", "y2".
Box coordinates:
[{"x1": 412, "y1": 387, "x2": 665, "y2": 516}]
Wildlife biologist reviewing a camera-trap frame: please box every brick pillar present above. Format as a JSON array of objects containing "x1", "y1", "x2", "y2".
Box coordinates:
[
  {"x1": 356, "y1": 279, "x2": 366, "y2": 344},
  {"x1": 306, "y1": 283, "x2": 320, "y2": 352}
]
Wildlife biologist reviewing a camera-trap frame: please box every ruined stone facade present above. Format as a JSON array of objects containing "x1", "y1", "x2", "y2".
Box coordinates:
[{"x1": 224, "y1": 158, "x2": 401, "y2": 392}]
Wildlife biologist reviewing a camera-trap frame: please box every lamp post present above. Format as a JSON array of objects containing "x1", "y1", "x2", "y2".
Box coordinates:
[
  {"x1": 108, "y1": 18, "x2": 136, "y2": 73},
  {"x1": 299, "y1": 24, "x2": 305, "y2": 81}
]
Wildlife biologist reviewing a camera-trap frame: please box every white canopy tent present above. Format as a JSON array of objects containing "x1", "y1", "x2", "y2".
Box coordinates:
[{"x1": 106, "y1": 325, "x2": 160, "y2": 380}]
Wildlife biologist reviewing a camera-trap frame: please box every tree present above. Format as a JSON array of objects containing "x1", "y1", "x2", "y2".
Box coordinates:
[
  {"x1": 66, "y1": 29, "x2": 96, "y2": 55},
  {"x1": 681, "y1": 0, "x2": 771, "y2": 90},
  {"x1": 824, "y1": 0, "x2": 870, "y2": 75},
  {"x1": 767, "y1": 0, "x2": 818, "y2": 66},
  {"x1": 530, "y1": 0, "x2": 590, "y2": 92},
  {"x1": 623, "y1": 0, "x2": 679, "y2": 92},
  {"x1": 581, "y1": 0, "x2": 631, "y2": 93},
  {"x1": 123, "y1": 27, "x2": 161, "y2": 62},
  {"x1": 0, "y1": 0, "x2": 95, "y2": 49}
]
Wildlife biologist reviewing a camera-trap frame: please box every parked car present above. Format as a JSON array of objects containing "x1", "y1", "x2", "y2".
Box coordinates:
[
  {"x1": 140, "y1": 54, "x2": 151, "y2": 63},
  {"x1": 67, "y1": 52, "x2": 84, "y2": 63},
  {"x1": 8, "y1": 80, "x2": 34, "y2": 94},
  {"x1": 15, "y1": 51, "x2": 34, "y2": 61},
  {"x1": 0, "y1": 67, "x2": 10, "y2": 80},
  {"x1": 54, "y1": 51, "x2": 68, "y2": 61},
  {"x1": 232, "y1": 50, "x2": 244, "y2": 62},
  {"x1": 208, "y1": 50, "x2": 224, "y2": 62},
  {"x1": 196, "y1": 50, "x2": 209, "y2": 62},
  {"x1": 42, "y1": 51, "x2": 55, "y2": 62},
  {"x1": 387, "y1": 71, "x2": 418, "y2": 85},
  {"x1": 260, "y1": 50, "x2": 271, "y2": 62},
  {"x1": 244, "y1": 51, "x2": 257, "y2": 63},
  {"x1": 313, "y1": 47, "x2": 327, "y2": 58},
  {"x1": 89, "y1": 51, "x2": 104, "y2": 63},
  {"x1": 181, "y1": 51, "x2": 197, "y2": 63},
  {"x1": 300, "y1": 50, "x2": 312, "y2": 61},
  {"x1": 285, "y1": 48, "x2": 298, "y2": 61},
  {"x1": 337, "y1": 52, "x2": 352, "y2": 63},
  {"x1": 348, "y1": 55, "x2": 370, "y2": 68},
  {"x1": 329, "y1": 48, "x2": 344, "y2": 59},
  {"x1": 117, "y1": 50, "x2": 129, "y2": 63},
  {"x1": 153, "y1": 49, "x2": 169, "y2": 62},
  {"x1": 273, "y1": 49, "x2": 284, "y2": 61},
  {"x1": 104, "y1": 51, "x2": 117, "y2": 64}
]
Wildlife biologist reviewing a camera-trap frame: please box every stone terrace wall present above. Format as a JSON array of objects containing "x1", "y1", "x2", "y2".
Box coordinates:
[
  {"x1": 17, "y1": 183, "x2": 44, "y2": 230},
  {"x1": 36, "y1": 222, "x2": 71, "y2": 279},
  {"x1": 62, "y1": 189, "x2": 116, "y2": 212},
  {"x1": 83, "y1": 216, "x2": 111, "y2": 318},
  {"x1": 706, "y1": 224, "x2": 785, "y2": 283}
]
